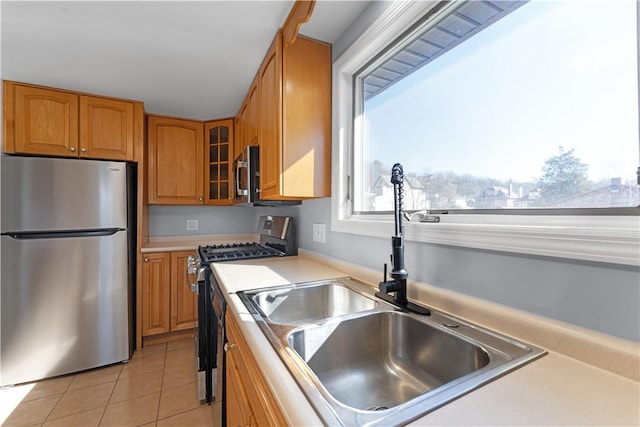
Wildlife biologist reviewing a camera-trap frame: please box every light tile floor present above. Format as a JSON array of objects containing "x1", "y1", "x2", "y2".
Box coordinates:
[{"x1": 0, "y1": 338, "x2": 222, "y2": 426}]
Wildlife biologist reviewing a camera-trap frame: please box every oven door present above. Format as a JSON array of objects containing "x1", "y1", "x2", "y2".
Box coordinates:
[
  {"x1": 192, "y1": 264, "x2": 217, "y2": 404},
  {"x1": 210, "y1": 271, "x2": 227, "y2": 411}
]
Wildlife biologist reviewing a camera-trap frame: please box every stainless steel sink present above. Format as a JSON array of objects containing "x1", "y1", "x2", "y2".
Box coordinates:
[
  {"x1": 288, "y1": 311, "x2": 490, "y2": 411},
  {"x1": 248, "y1": 279, "x2": 378, "y2": 324},
  {"x1": 238, "y1": 278, "x2": 546, "y2": 426}
]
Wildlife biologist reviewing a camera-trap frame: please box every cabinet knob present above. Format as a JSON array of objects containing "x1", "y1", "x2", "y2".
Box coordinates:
[
  {"x1": 199, "y1": 197, "x2": 203, "y2": 202},
  {"x1": 224, "y1": 343, "x2": 237, "y2": 352},
  {"x1": 69, "y1": 147, "x2": 76, "y2": 152},
  {"x1": 80, "y1": 147, "x2": 87, "y2": 153},
  {"x1": 144, "y1": 258, "x2": 149, "y2": 263}
]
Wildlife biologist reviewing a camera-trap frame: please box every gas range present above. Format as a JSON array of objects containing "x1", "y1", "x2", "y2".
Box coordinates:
[
  {"x1": 187, "y1": 215, "x2": 296, "y2": 406},
  {"x1": 196, "y1": 216, "x2": 297, "y2": 264}
]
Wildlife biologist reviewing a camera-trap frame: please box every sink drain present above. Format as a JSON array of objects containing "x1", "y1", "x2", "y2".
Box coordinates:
[{"x1": 367, "y1": 405, "x2": 389, "y2": 411}]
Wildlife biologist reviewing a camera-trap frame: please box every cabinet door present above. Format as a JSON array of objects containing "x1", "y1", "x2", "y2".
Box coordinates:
[
  {"x1": 282, "y1": 35, "x2": 331, "y2": 197},
  {"x1": 142, "y1": 252, "x2": 171, "y2": 336},
  {"x1": 246, "y1": 78, "x2": 259, "y2": 148},
  {"x1": 13, "y1": 84, "x2": 79, "y2": 157},
  {"x1": 205, "y1": 119, "x2": 234, "y2": 205},
  {"x1": 80, "y1": 96, "x2": 135, "y2": 160},
  {"x1": 235, "y1": 77, "x2": 258, "y2": 161},
  {"x1": 169, "y1": 251, "x2": 197, "y2": 331},
  {"x1": 258, "y1": 33, "x2": 283, "y2": 199},
  {"x1": 147, "y1": 116, "x2": 204, "y2": 204},
  {"x1": 234, "y1": 112, "x2": 244, "y2": 161},
  {"x1": 226, "y1": 349, "x2": 253, "y2": 427},
  {"x1": 225, "y1": 312, "x2": 287, "y2": 426}
]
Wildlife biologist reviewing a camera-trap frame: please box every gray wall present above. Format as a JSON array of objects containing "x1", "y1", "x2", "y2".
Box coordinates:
[
  {"x1": 149, "y1": 205, "x2": 255, "y2": 236},
  {"x1": 148, "y1": 205, "x2": 301, "y2": 237},
  {"x1": 297, "y1": 198, "x2": 640, "y2": 343}
]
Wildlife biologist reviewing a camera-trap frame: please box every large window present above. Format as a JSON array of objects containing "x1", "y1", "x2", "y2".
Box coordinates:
[
  {"x1": 332, "y1": 0, "x2": 639, "y2": 265},
  {"x1": 353, "y1": 0, "x2": 639, "y2": 214}
]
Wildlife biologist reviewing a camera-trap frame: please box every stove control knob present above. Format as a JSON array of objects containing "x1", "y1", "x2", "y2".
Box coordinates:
[{"x1": 186, "y1": 255, "x2": 200, "y2": 274}]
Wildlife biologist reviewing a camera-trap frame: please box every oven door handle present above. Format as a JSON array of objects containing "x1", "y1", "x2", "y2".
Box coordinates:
[
  {"x1": 185, "y1": 255, "x2": 199, "y2": 292},
  {"x1": 185, "y1": 270, "x2": 198, "y2": 292}
]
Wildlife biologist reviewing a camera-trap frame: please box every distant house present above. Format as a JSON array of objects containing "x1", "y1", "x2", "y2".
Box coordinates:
[
  {"x1": 371, "y1": 175, "x2": 427, "y2": 211},
  {"x1": 474, "y1": 178, "x2": 639, "y2": 209},
  {"x1": 553, "y1": 178, "x2": 640, "y2": 208},
  {"x1": 475, "y1": 185, "x2": 520, "y2": 209}
]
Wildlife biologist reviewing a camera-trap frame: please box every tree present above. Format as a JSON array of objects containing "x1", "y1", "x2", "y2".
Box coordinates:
[{"x1": 537, "y1": 146, "x2": 590, "y2": 206}]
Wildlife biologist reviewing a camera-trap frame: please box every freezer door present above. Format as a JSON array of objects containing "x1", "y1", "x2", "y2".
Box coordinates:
[
  {"x1": 0, "y1": 231, "x2": 129, "y2": 386},
  {"x1": 1, "y1": 156, "x2": 127, "y2": 232}
]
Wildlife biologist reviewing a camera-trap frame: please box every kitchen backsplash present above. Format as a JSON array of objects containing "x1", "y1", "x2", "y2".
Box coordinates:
[{"x1": 148, "y1": 205, "x2": 300, "y2": 237}]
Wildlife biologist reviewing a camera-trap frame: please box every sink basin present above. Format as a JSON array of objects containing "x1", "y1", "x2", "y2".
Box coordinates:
[
  {"x1": 246, "y1": 279, "x2": 378, "y2": 324},
  {"x1": 238, "y1": 279, "x2": 546, "y2": 426},
  {"x1": 288, "y1": 311, "x2": 490, "y2": 411}
]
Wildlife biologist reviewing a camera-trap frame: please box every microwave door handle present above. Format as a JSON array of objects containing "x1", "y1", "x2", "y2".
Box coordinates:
[
  {"x1": 236, "y1": 161, "x2": 242, "y2": 195},
  {"x1": 236, "y1": 160, "x2": 248, "y2": 196}
]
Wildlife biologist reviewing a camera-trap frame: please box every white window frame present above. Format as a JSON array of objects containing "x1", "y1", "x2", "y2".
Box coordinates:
[{"x1": 331, "y1": 0, "x2": 640, "y2": 266}]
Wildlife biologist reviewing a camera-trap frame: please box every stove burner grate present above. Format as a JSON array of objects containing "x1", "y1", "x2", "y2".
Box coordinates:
[{"x1": 198, "y1": 242, "x2": 283, "y2": 262}]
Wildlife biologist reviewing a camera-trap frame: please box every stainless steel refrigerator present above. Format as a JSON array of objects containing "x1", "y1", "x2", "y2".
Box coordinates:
[{"x1": 1, "y1": 156, "x2": 134, "y2": 386}]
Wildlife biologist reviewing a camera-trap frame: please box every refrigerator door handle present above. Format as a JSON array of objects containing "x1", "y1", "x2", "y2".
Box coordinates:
[{"x1": 2, "y1": 228, "x2": 124, "y2": 240}]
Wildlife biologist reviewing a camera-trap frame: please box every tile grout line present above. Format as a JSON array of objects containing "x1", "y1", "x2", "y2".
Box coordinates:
[
  {"x1": 154, "y1": 339, "x2": 207, "y2": 423},
  {"x1": 97, "y1": 362, "x2": 125, "y2": 426},
  {"x1": 39, "y1": 391, "x2": 65, "y2": 425},
  {"x1": 155, "y1": 346, "x2": 169, "y2": 424},
  {"x1": 41, "y1": 373, "x2": 75, "y2": 424}
]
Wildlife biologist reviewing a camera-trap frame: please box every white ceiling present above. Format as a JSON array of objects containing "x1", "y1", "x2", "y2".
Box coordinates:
[{"x1": 1, "y1": 1, "x2": 368, "y2": 120}]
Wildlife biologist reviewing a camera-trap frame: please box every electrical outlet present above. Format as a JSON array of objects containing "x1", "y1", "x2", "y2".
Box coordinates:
[
  {"x1": 312, "y1": 223, "x2": 326, "y2": 243},
  {"x1": 186, "y1": 219, "x2": 199, "y2": 231}
]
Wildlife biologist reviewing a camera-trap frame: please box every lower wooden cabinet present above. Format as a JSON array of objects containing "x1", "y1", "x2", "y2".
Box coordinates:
[
  {"x1": 141, "y1": 252, "x2": 170, "y2": 336},
  {"x1": 169, "y1": 250, "x2": 198, "y2": 331},
  {"x1": 141, "y1": 250, "x2": 197, "y2": 337},
  {"x1": 226, "y1": 311, "x2": 286, "y2": 426}
]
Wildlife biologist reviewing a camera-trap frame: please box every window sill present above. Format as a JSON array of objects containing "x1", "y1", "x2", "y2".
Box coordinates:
[{"x1": 332, "y1": 214, "x2": 640, "y2": 266}]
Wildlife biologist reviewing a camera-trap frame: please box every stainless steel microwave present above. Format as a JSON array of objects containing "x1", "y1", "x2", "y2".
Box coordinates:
[{"x1": 233, "y1": 146, "x2": 300, "y2": 206}]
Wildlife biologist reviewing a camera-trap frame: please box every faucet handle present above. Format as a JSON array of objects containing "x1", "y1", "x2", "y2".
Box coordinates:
[{"x1": 383, "y1": 263, "x2": 388, "y2": 282}]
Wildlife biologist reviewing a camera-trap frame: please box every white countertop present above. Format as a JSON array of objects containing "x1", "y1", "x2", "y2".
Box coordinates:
[
  {"x1": 212, "y1": 254, "x2": 640, "y2": 426},
  {"x1": 212, "y1": 256, "x2": 347, "y2": 294},
  {"x1": 141, "y1": 234, "x2": 258, "y2": 253}
]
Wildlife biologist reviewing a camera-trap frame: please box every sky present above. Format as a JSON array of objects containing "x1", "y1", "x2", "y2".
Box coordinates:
[{"x1": 362, "y1": 0, "x2": 639, "y2": 184}]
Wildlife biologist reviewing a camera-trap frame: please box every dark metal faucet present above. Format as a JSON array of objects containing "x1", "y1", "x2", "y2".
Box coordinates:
[{"x1": 376, "y1": 163, "x2": 430, "y2": 315}]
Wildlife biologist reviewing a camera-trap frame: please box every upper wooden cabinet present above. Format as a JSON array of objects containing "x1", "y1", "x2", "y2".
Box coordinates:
[
  {"x1": 246, "y1": 80, "x2": 259, "y2": 149},
  {"x1": 147, "y1": 116, "x2": 234, "y2": 206},
  {"x1": 3, "y1": 81, "x2": 141, "y2": 161},
  {"x1": 258, "y1": 34, "x2": 283, "y2": 199},
  {"x1": 11, "y1": 84, "x2": 79, "y2": 157},
  {"x1": 205, "y1": 119, "x2": 234, "y2": 205},
  {"x1": 257, "y1": 31, "x2": 331, "y2": 200},
  {"x1": 235, "y1": 78, "x2": 259, "y2": 160},
  {"x1": 147, "y1": 115, "x2": 204, "y2": 205},
  {"x1": 80, "y1": 96, "x2": 135, "y2": 161}
]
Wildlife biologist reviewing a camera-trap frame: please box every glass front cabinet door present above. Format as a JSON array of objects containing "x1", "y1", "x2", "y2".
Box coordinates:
[{"x1": 205, "y1": 119, "x2": 234, "y2": 205}]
